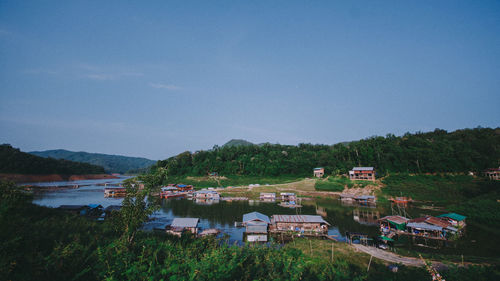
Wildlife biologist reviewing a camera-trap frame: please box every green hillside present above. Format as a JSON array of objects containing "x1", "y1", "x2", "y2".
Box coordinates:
[
  {"x1": 154, "y1": 127, "x2": 499, "y2": 176},
  {"x1": 30, "y1": 149, "x2": 156, "y2": 174},
  {"x1": 0, "y1": 144, "x2": 104, "y2": 175},
  {"x1": 222, "y1": 139, "x2": 255, "y2": 147}
]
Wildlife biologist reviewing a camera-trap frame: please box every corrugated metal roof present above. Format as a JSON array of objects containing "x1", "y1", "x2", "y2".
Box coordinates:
[
  {"x1": 380, "y1": 215, "x2": 409, "y2": 225},
  {"x1": 406, "y1": 222, "x2": 443, "y2": 232},
  {"x1": 171, "y1": 218, "x2": 199, "y2": 228},
  {"x1": 437, "y1": 213, "x2": 466, "y2": 221},
  {"x1": 243, "y1": 212, "x2": 270, "y2": 224},
  {"x1": 352, "y1": 167, "x2": 374, "y2": 171},
  {"x1": 314, "y1": 167, "x2": 324, "y2": 170},
  {"x1": 280, "y1": 192, "x2": 295, "y2": 196},
  {"x1": 425, "y1": 216, "x2": 451, "y2": 228},
  {"x1": 355, "y1": 195, "x2": 375, "y2": 200},
  {"x1": 272, "y1": 215, "x2": 330, "y2": 225}
]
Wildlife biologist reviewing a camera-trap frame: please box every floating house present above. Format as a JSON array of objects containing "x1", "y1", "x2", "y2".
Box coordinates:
[
  {"x1": 280, "y1": 192, "x2": 297, "y2": 202},
  {"x1": 349, "y1": 167, "x2": 376, "y2": 181},
  {"x1": 242, "y1": 212, "x2": 271, "y2": 241},
  {"x1": 166, "y1": 218, "x2": 199, "y2": 236},
  {"x1": 484, "y1": 168, "x2": 500, "y2": 180},
  {"x1": 270, "y1": 215, "x2": 330, "y2": 234},
  {"x1": 437, "y1": 213, "x2": 467, "y2": 228},
  {"x1": 194, "y1": 190, "x2": 220, "y2": 199},
  {"x1": 313, "y1": 167, "x2": 325, "y2": 178},
  {"x1": 259, "y1": 192, "x2": 276, "y2": 201},
  {"x1": 160, "y1": 186, "x2": 186, "y2": 199},
  {"x1": 104, "y1": 187, "x2": 127, "y2": 197}
]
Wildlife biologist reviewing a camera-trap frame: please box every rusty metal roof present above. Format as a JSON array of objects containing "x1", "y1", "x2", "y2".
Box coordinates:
[
  {"x1": 425, "y1": 216, "x2": 452, "y2": 228},
  {"x1": 380, "y1": 215, "x2": 409, "y2": 225},
  {"x1": 271, "y1": 215, "x2": 330, "y2": 225}
]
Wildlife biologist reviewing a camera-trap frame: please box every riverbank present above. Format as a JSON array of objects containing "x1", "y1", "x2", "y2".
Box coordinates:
[{"x1": 0, "y1": 173, "x2": 118, "y2": 183}]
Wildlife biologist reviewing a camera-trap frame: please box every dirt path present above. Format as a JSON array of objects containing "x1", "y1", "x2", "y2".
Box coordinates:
[{"x1": 352, "y1": 244, "x2": 424, "y2": 266}]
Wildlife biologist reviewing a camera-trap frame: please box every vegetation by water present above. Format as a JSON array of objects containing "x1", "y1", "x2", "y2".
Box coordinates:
[
  {"x1": 153, "y1": 127, "x2": 499, "y2": 177},
  {"x1": 2, "y1": 180, "x2": 499, "y2": 281},
  {"x1": 381, "y1": 174, "x2": 500, "y2": 227},
  {"x1": 0, "y1": 144, "x2": 105, "y2": 175},
  {"x1": 29, "y1": 149, "x2": 156, "y2": 174},
  {"x1": 315, "y1": 176, "x2": 377, "y2": 191}
]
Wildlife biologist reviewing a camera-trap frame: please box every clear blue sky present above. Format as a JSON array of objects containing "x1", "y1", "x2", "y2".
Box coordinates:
[{"x1": 1, "y1": 1, "x2": 499, "y2": 160}]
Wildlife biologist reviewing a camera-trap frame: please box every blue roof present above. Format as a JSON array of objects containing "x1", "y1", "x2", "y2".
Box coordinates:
[
  {"x1": 243, "y1": 211, "x2": 270, "y2": 224},
  {"x1": 88, "y1": 204, "x2": 102, "y2": 209},
  {"x1": 177, "y1": 184, "x2": 187, "y2": 187}
]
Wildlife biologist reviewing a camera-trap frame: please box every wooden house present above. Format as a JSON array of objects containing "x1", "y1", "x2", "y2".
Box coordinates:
[
  {"x1": 259, "y1": 192, "x2": 276, "y2": 201},
  {"x1": 176, "y1": 184, "x2": 194, "y2": 191},
  {"x1": 270, "y1": 215, "x2": 330, "y2": 234},
  {"x1": 166, "y1": 218, "x2": 199, "y2": 236},
  {"x1": 349, "y1": 167, "x2": 375, "y2": 181},
  {"x1": 313, "y1": 167, "x2": 325, "y2": 178},
  {"x1": 484, "y1": 168, "x2": 500, "y2": 180}
]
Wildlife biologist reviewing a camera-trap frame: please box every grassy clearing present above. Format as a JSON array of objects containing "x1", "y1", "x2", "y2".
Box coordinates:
[
  {"x1": 315, "y1": 176, "x2": 379, "y2": 191},
  {"x1": 167, "y1": 175, "x2": 303, "y2": 189}
]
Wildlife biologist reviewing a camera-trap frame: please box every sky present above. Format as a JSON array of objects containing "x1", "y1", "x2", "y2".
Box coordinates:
[{"x1": 1, "y1": 1, "x2": 499, "y2": 160}]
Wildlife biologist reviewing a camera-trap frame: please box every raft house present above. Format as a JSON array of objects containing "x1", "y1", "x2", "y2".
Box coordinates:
[
  {"x1": 270, "y1": 214, "x2": 330, "y2": 235},
  {"x1": 104, "y1": 187, "x2": 127, "y2": 197},
  {"x1": 166, "y1": 218, "x2": 199, "y2": 237},
  {"x1": 160, "y1": 186, "x2": 186, "y2": 199},
  {"x1": 349, "y1": 167, "x2": 376, "y2": 181},
  {"x1": 280, "y1": 192, "x2": 297, "y2": 201},
  {"x1": 242, "y1": 211, "x2": 271, "y2": 242},
  {"x1": 194, "y1": 189, "x2": 220, "y2": 199},
  {"x1": 259, "y1": 192, "x2": 276, "y2": 201}
]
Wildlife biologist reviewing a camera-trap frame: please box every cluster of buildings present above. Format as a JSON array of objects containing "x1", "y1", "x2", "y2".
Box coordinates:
[
  {"x1": 313, "y1": 166, "x2": 376, "y2": 181},
  {"x1": 379, "y1": 213, "x2": 466, "y2": 241},
  {"x1": 242, "y1": 212, "x2": 330, "y2": 242},
  {"x1": 58, "y1": 204, "x2": 121, "y2": 221}
]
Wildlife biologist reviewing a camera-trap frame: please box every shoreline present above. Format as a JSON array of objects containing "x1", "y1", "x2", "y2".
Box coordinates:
[{"x1": 0, "y1": 173, "x2": 118, "y2": 184}]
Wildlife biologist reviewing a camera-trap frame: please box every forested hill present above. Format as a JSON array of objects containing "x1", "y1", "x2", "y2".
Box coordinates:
[
  {"x1": 0, "y1": 144, "x2": 105, "y2": 175},
  {"x1": 222, "y1": 139, "x2": 255, "y2": 147},
  {"x1": 29, "y1": 149, "x2": 156, "y2": 174},
  {"x1": 154, "y1": 127, "x2": 500, "y2": 177}
]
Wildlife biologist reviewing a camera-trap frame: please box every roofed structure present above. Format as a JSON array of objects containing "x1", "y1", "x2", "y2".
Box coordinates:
[{"x1": 243, "y1": 212, "x2": 270, "y2": 225}]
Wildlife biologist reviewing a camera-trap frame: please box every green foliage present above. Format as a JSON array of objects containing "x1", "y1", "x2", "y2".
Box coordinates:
[
  {"x1": 153, "y1": 127, "x2": 500, "y2": 177},
  {"x1": 382, "y1": 174, "x2": 500, "y2": 226},
  {"x1": 0, "y1": 144, "x2": 105, "y2": 175},
  {"x1": 29, "y1": 149, "x2": 156, "y2": 174},
  {"x1": 222, "y1": 139, "x2": 255, "y2": 147}
]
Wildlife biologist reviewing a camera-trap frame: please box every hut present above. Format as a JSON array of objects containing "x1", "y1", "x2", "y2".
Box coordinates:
[
  {"x1": 349, "y1": 167, "x2": 375, "y2": 181},
  {"x1": 259, "y1": 192, "x2": 276, "y2": 201},
  {"x1": 194, "y1": 190, "x2": 220, "y2": 199},
  {"x1": 405, "y1": 222, "x2": 446, "y2": 239},
  {"x1": 313, "y1": 167, "x2": 325, "y2": 178},
  {"x1": 166, "y1": 218, "x2": 199, "y2": 236},
  {"x1": 270, "y1": 215, "x2": 330, "y2": 234},
  {"x1": 437, "y1": 213, "x2": 467, "y2": 228},
  {"x1": 379, "y1": 215, "x2": 409, "y2": 234}
]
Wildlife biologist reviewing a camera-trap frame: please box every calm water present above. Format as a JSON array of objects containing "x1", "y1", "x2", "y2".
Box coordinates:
[{"x1": 31, "y1": 178, "x2": 498, "y2": 257}]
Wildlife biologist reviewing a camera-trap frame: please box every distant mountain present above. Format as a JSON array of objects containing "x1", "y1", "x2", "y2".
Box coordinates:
[
  {"x1": 30, "y1": 149, "x2": 156, "y2": 174},
  {"x1": 0, "y1": 144, "x2": 104, "y2": 175},
  {"x1": 222, "y1": 139, "x2": 255, "y2": 147}
]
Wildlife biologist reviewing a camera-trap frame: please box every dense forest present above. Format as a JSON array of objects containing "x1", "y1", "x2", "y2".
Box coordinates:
[
  {"x1": 0, "y1": 144, "x2": 105, "y2": 175},
  {"x1": 30, "y1": 149, "x2": 155, "y2": 174},
  {"x1": 154, "y1": 127, "x2": 499, "y2": 177}
]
